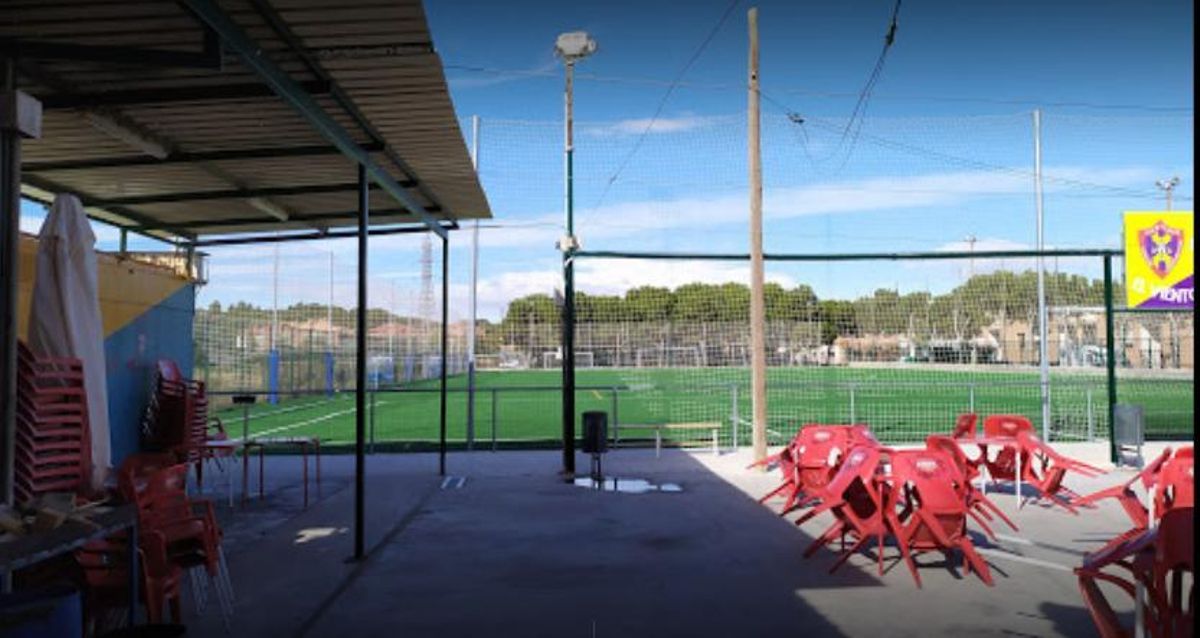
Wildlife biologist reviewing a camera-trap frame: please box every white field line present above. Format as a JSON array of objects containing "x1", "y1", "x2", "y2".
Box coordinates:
[
  {"x1": 252, "y1": 400, "x2": 389, "y2": 438},
  {"x1": 975, "y1": 548, "x2": 1074, "y2": 573},
  {"x1": 226, "y1": 397, "x2": 347, "y2": 423}
]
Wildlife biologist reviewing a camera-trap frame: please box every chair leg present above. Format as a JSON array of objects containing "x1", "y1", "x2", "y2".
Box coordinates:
[{"x1": 959, "y1": 538, "x2": 994, "y2": 586}]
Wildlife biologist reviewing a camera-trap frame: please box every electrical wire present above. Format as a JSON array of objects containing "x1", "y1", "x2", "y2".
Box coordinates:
[{"x1": 586, "y1": 0, "x2": 745, "y2": 214}]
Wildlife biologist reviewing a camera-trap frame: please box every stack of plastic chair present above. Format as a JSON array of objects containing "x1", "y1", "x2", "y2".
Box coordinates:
[
  {"x1": 141, "y1": 359, "x2": 212, "y2": 483},
  {"x1": 118, "y1": 455, "x2": 235, "y2": 629},
  {"x1": 753, "y1": 424, "x2": 869, "y2": 515},
  {"x1": 885, "y1": 448, "x2": 996, "y2": 587},
  {"x1": 1074, "y1": 446, "x2": 1193, "y2": 638},
  {"x1": 12, "y1": 342, "x2": 91, "y2": 503},
  {"x1": 75, "y1": 530, "x2": 182, "y2": 631},
  {"x1": 1013, "y1": 430, "x2": 1107, "y2": 511},
  {"x1": 795, "y1": 444, "x2": 891, "y2": 576},
  {"x1": 925, "y1": 435, "x2": 1017, "y2": 538},
  {"x1": 978, "y1": 414, "x2": 1104, "y2": 512}
]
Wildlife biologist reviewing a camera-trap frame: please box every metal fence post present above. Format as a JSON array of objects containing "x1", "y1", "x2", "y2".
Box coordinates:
[
  {"x1": 368, "y1": 389, "x2": 376, "y2": 454},
  {"x1": 848, "y1": 383, "x2": 857, "y2": 423},
  {"x1": 611, "y1": 387, "x2": 620, "y2": 446},
  {"x1": 490, "y1": 389, "x2": 498, "y2": 452},
  {"x1": 730, "y1": 383, "x2": 739, "y2": 449},
  {"x1": 1086, "y1": 387, "x2": 1094, "y2": 441},
  {"x1": 968, "y1": 382, "x2": 976, "y2": 413}
]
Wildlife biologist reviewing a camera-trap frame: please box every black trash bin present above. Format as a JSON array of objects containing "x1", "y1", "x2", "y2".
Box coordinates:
[{"x1": 582, "y1": 411, "x2": 608, "y2": 454}]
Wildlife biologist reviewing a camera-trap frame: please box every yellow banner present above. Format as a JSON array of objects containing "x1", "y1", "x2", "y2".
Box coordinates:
[{"x1": 1123, "y1": 211, "x2": 1194, "y2": 309}]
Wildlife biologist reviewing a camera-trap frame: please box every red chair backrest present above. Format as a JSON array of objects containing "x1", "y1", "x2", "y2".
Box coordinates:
[
  {"x1": 795, "y1": 425, "x2": 852, "y2": 468},
  {"x1": 925, "y1": 434, "x2": 978, "y2": 482},
  {"x1": 1156, "y1": 447, "x2": 1194, "y2": 516},
  {"x1": 983, "y1": 414, "x2": 1034, "y2": 438},
  {"x1": 892, "y1": 449, "x2": 965, "y2": 512},
  {"x1": 157, "y1": 359, "x2": 183, "y2": 383},
  {"x1": 952, "y1": 413, "x2": 978, "y2": 439}
]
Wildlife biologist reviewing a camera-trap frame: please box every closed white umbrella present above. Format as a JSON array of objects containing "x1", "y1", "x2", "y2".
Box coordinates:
[{"x1": 27, "y1": 194, "x2": 111, "y2": 490}]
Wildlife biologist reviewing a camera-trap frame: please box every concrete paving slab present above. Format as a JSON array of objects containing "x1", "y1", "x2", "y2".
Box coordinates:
[{"x1": 181, "y1": 444, "x2": 1165, "y2": 637}]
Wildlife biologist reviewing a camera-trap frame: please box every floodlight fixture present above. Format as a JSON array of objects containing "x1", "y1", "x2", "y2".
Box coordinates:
[{"x1": 555, "y1": 31, "x2": 597, "y2": 62}]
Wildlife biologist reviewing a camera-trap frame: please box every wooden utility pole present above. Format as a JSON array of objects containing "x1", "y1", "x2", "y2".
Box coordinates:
[{"x1": 748, "y1": 7, "x2": 768, "y2": 464}]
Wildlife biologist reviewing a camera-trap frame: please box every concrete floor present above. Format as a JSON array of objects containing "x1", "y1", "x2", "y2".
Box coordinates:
[{"x1": 178, "y1": 442, "x2": 1170, "y2": 637}]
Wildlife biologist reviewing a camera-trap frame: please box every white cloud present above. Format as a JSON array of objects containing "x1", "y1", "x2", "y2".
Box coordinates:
[{"x1": 584, "y1": 115, "x2": 718, "y2": 137}]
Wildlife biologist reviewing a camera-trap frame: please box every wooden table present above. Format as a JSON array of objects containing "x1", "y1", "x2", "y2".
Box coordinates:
[{"x1": 0, "y1": 504, "x2": 139, "y2": 627}]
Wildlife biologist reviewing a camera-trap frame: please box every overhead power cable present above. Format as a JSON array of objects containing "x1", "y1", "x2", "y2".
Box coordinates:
[{"x1": 587, "y1": 0, "x2": 745, "y2": 214}]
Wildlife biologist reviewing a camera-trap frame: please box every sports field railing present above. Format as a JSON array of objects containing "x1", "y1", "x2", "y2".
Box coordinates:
[{"x1": 200, "y1": 368, "x2": 1191, "y2": 453}]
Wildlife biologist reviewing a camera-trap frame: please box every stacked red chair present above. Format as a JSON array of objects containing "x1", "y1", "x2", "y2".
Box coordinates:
[
  {"x1": 885, "y1": 447, "x2": 996, "y2": 587},
  {"x1": 795, "y1": 444, "x2": 891, "y2": 576},
  {"x1": 977, "y1": 414, "x2": 1105, "y2": 512},
  {"x1": 753, "y1": 424, "x2": 874, "y2": 515},
  {"x1": 76, "y1": 530, "x2": 183, "y2": 629},
  {"x1": 1074, "y1": 446, "x2": 1193, "y2": 638},
  {"x1": 788, "y1": 431, "x2": 1000, "y2": 587},
  {"x1": 141, "y1": 359, "x2": 213, "y2": 482},
  {"x1": 118, "y1": 454, "x2": 235, "y2": 628},
  {"x1": 12, "y1": 341, "x2": 92, "y2": 503},
  {"x1": 925, "y1": 435, "x2": 1017, "y2": 538}
]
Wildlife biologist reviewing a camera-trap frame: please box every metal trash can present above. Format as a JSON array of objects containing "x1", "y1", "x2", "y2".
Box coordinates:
[
  {"x1": 582, "y1": 411, "x2": 608, "y2": 455},
  {"x1": 1113, "y1": 404, "x2": 1144, "y2": 468}
]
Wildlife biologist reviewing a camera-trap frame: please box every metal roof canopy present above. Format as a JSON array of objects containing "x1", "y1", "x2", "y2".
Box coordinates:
[
  {"x1": 1, "y1": 0, "x2": 480, "y2": 560},
  {"x1": 4, "y1": 0, "x2": 491, "y2": 242}
]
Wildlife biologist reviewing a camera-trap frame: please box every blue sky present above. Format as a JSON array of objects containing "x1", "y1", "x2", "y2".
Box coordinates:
[{"x1": 19, "y1": 0, "x2": 1195, "y2": 321}]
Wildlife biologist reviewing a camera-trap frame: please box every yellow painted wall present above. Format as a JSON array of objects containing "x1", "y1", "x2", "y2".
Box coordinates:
[{"x1": 16, "y1": 233, "x2": 190, "y2": 339}]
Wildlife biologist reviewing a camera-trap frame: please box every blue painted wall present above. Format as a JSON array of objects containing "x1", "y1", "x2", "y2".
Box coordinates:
[{"x1": 103, "y1": 284, "x2": 195, "y2": 466}]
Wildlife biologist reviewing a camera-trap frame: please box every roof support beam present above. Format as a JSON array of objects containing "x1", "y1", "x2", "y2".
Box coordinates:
[
  {"x1": 21, "y1": 174, "x2": 193, "y2": 240},
  {"x1": 244, "y1": 0, "x2": 451, "y2": 223},
  {"x1": 39, "y1": 81, "x2": 331, "y2": 110},
  {"x1": 24, "y1": 142, "x2": 385, "y2": 172},
  {"x1": 192, "y1": 221, "x2": 454, "y2": 247},
  {"x1": 0, "y1": 37, "x2": 222, "y2": 70},
  {"x1": 99, "y1": 181, "x2": 405, "y2": 206},
  {"x1": 181, "y1": 0, "x2": 447, "y2": 239}
]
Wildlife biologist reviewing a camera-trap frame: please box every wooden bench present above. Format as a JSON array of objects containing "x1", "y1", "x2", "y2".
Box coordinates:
[{"x1": 617, "y1": 422, "x2": 722, "y2": 458}]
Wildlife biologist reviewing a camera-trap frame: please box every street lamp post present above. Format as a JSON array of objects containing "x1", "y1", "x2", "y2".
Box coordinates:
[
  {"x1": 555, "y1": 31, "x2": 596, "y2": 480},
  {"x1": 1156, "y1": 176, "x2": 1180, "y2": 211}
]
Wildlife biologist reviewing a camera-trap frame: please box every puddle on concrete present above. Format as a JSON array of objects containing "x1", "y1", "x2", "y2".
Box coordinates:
[{"x1": 573, "y1": 477, "x2": 683, "y2": 494}]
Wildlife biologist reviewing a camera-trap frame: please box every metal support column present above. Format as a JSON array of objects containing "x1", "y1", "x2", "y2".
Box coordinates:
[
  {"x1": 439, "y1": 236, "x2": 449, "y2": 476},
  {"x1": 560, "y1": 61, "x2": 577, "y2": 479},
  {"x1": 1103, "y1": 255, "x2": 1118, "y2": 464},
  {"x1": 353, "y1": 163, "x2": 368, "y2": 560},
  {"x1": 0, "y1": 58, "x2": 26, "y2": 507}
]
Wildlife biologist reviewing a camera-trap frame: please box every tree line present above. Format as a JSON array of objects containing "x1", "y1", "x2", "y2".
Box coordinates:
[{"x1": 501, "y1": 270, "x2": 1115, "y2": 345}]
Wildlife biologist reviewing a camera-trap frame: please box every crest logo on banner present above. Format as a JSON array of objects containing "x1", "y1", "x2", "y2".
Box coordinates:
[
  {"x1": 1138, "y1": 220, "x2": 1184, "y2": 279},
  {"x1": 1124, "y1": 212, "x2": 1194, "y2": 310}
]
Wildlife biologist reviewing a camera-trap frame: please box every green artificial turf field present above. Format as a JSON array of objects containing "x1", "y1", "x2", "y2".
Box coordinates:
[{"x1": 210, "y1": 366, "x2": 1193, "y2": 447}]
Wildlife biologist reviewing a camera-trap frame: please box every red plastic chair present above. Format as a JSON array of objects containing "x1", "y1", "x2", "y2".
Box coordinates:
[
  {"x1": 886, "y1": 448, "x2": 995, "y2": 587},
  {"x1": 1013, "y1": 430, "x2": 1107, "y2": 512},
  {"x1": 755, "y1": 425, "x2": 859, "y2": 515},
  {"x1": 795, "y1": 444, "x2": 890, "y2": 576},
  {"x1": 1075, "y1": 448, "x2": 1172, "y2": 529},
  {"x1": 951, "y1": 413, "x2": 978, "y2": 439},
  {"x1": 925, "y1": 435, "x2": 1017, "y2": 537},
  {"x1": 76, "y1": 530, "x2": 182, "y2": 627},
  {"x1": 1076, "y1": 507, "x2": 1194, "y2": 638}
]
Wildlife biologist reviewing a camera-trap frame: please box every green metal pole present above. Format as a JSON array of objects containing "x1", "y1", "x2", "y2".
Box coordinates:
[
  {"x1": 561, "y1": 61, "x2": 577, "y2": 479},
  {"x1": 1103, "y1": 255, "x2": 1118, "y2": 464}
]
